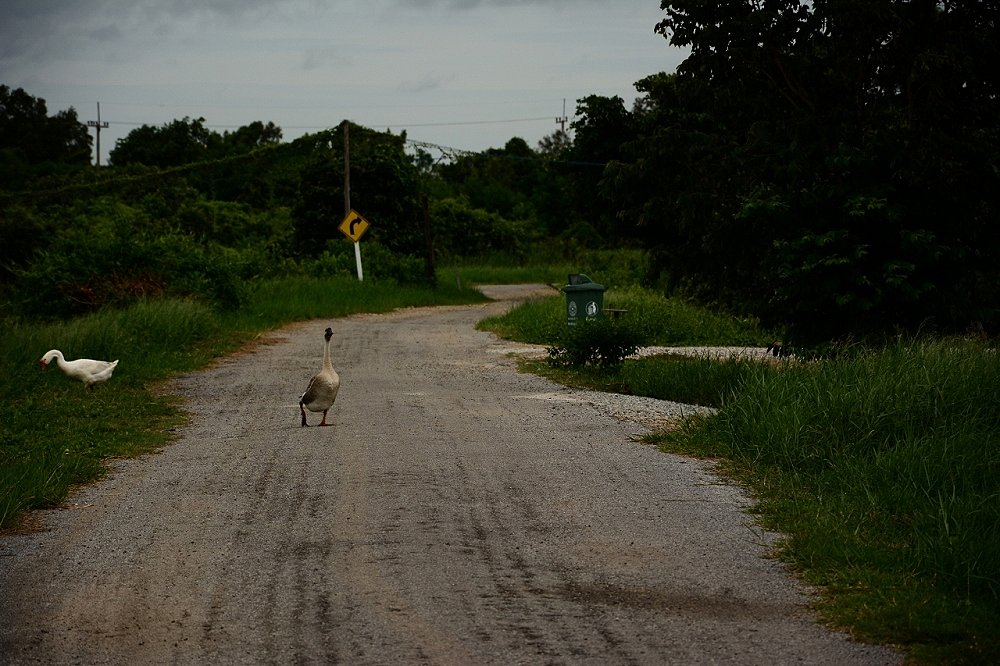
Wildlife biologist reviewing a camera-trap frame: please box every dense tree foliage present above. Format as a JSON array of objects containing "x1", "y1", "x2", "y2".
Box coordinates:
[
  {"x1": 0, "y1": 86, "x2": 92, "y2": 187},
  {"x1": 109, "y1": 117, "x2": 282, "y2": 168},
  {"x1": 565, "y1": 95, "x2": 637, "y2": 244},
  {"x1": 607, "y1": 0, "x2": 999, "y2": 342},
  {"x1": 433, "y1": 132, "x2": 625, "y2": 250},
  {"x1": 435, "y1": 138, "x2": 553, "y2": 226}
]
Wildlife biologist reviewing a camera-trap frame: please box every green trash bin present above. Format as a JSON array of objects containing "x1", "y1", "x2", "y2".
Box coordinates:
[{"x1": 562, "y1": 274, "x2": 606, "y2": 327}]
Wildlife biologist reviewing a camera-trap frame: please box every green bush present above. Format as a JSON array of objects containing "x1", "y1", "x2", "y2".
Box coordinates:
[
  {"x1": 547, "y1": 316, "x2": 646, "y2": 368},
  {"x1": 365, "y1": 242, "x2": 430, "y2": 285},
  {"x1": 171, "y1": 244, "x2": 259, "y2": 311},
  {"x1": 430, "y1": 196, "x2": 534, "y2": 261},
  {"x1": 7, "y1": 197, "x2": 272, "y2": 316},
  {"x1": 304, "y1": 244, "x2": 356, "y2": 279},
  {"x1": 173, "y1": 198, "x2": 281, "y2": 247},
  {"x1": 11, "y1": 204, "x2": 165, "y2": 317}
]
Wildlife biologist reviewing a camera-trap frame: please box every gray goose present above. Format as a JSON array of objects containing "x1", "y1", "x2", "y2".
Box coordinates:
[{"x1": 299, "y1": 327, "x2": 340, "y2": 427}]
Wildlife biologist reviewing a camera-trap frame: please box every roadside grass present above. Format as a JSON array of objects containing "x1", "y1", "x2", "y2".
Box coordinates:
[
  {"x1": 645, "y1": 339, "x2": 1000, "y2": 664},
  {"x1": 0, "y1": 276, "x2": 486, "y2": 531},
  {"x1": 482, "y1": 295, "x2": 999, "y2": 663},
  {"x1": 622, "y1": 354, "x2": 776, "y2": 408},
  {"x1": 476, "y1": 285, "x2": 771, "y2": 348}
]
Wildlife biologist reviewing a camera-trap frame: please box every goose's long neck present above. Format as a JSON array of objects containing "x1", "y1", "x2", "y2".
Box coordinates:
[{"x1": 323, "y1": 338, "x2": 334, "y2": 373}]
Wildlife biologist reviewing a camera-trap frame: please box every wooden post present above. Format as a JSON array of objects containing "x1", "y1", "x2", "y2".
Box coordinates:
[
  {"x1": 342, "y1": 120, "x2": 350, "y2": 218},
  {"x1": 422, "y1": 193, "x2": 436, "y2": 287}
]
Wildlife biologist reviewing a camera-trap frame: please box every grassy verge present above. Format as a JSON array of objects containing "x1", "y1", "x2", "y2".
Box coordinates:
[
  {"x1": 483, "y1": 295, "x2": 1000, "y2": 664},
  {"x1": 476, "y1": 285, "x2": 770, "y2": 347},
  {"x1": 647, "y1": 340, "x2": 1000, "y2": 664},
  {"x1": 0, "y1": 276, "x2": 486, "y2": 530}
]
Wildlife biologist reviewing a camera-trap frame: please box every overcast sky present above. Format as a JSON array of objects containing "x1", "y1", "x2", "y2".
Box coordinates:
[{"x1": 1, "y1": 0, "x2": 687, "y2": 164}]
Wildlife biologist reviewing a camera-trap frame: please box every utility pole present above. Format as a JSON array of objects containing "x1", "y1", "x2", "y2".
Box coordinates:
[
  {"x1": 342, "y1": 119, "x2": 350, "y2": 218},
  {"x1": 87, "y1": 102, "x2": 109, "y2": 167},
  {"x1": 555, "y1": 98, "x2": 568, "y2": 134}
]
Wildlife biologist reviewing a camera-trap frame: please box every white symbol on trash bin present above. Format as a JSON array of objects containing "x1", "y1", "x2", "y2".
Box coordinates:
[
  {"x1": 568, "y1": 301, "x2": 577, "y2": 318},
  {"x1": 586, "y1": 301, "x2": 599, "y2": 317}
]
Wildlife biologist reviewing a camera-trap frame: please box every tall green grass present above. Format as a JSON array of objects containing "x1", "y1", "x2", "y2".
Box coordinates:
[
  {"x1": 649, "y1": 339, "x2": 1000, "y2": 662},
  {"x1": 622, "y1": 354, "x2": 773, "y2": 407},
  {"x1": 0, "y1": 299, "x2": 219, "y2": 528},
  {"x1": 476, "y1": 286, "x2": 771, "y2": 347},
  {"x1": 0, "y1": 276, "x2": 485, "y2": 530}
]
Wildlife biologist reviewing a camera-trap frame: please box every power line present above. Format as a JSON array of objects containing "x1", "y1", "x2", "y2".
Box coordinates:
[
  {"x1": 405, "y1": 138, "x2": 606, "y2": 168},
  {"x1": 383, "y1": 116, "x2": 554, "y2": 129}
]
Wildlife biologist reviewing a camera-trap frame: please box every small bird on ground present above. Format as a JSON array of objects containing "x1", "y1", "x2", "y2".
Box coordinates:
[
  {"x1": 39, "y1": 350, "x2": 119, "y2": 391},
  {"x1": 299, "y1": 327, "x2": 340, "y2": 427}
]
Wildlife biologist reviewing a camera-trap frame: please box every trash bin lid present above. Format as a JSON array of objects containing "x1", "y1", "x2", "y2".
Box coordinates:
[{"x1": 562, "y1": 273, "x2": 606, "y2": 292}]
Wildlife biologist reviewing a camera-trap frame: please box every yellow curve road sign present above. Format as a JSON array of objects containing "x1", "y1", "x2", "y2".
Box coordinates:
[{"x1": 339, "y1": 210, "x2": 371, "y2": 242}]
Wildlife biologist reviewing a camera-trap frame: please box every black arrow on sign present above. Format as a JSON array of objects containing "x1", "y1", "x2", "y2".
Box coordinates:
[{"x1": 349, "y1": 216, "x2": 363, "y2": 235}]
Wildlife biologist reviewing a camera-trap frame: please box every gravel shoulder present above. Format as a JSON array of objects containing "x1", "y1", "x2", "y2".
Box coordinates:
[{"x1": 0, "y1": 285, "x2": 900, "y2": 665}]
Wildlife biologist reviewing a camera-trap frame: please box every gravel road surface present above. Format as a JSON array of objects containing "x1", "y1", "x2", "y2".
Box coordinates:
[{"x1": 0, "y1": 285, "x2": 900, "y2": 665}]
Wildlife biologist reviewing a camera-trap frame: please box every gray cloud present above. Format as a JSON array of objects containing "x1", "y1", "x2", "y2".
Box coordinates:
[
  {"x1": 0, "y1": 0, "x2": 284, "y2": 61},
  {"x1": 302, "y1": 47, "x2": 348, "y2": 71},
  {"x1": 397, "y1": 74, "x2": 447, "y2": 94},
  {"x1": 399, "y1": 0, "x2": 593, "y2": 7}
]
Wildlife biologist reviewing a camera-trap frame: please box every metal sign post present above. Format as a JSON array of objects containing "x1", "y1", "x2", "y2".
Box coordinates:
[
  {"x1": 339, "y1": 209, "x2": 371, "y2": 281},
  {"x1": 353, "y1": 241, "x2": 364, "y2": 281}
]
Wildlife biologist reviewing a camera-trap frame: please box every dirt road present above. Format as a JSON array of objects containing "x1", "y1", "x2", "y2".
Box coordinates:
[{"x1": 0, "y1": 285, "x2": 899, "y2": 664}]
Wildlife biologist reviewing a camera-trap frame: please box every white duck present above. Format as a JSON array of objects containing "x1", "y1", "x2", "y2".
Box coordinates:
[
  {"x1": 299, "y1": 327, "x2": 340, "y2": 427},
  {"x1": 40, "y1": 350, "x2": 119, "y2": 391}
]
